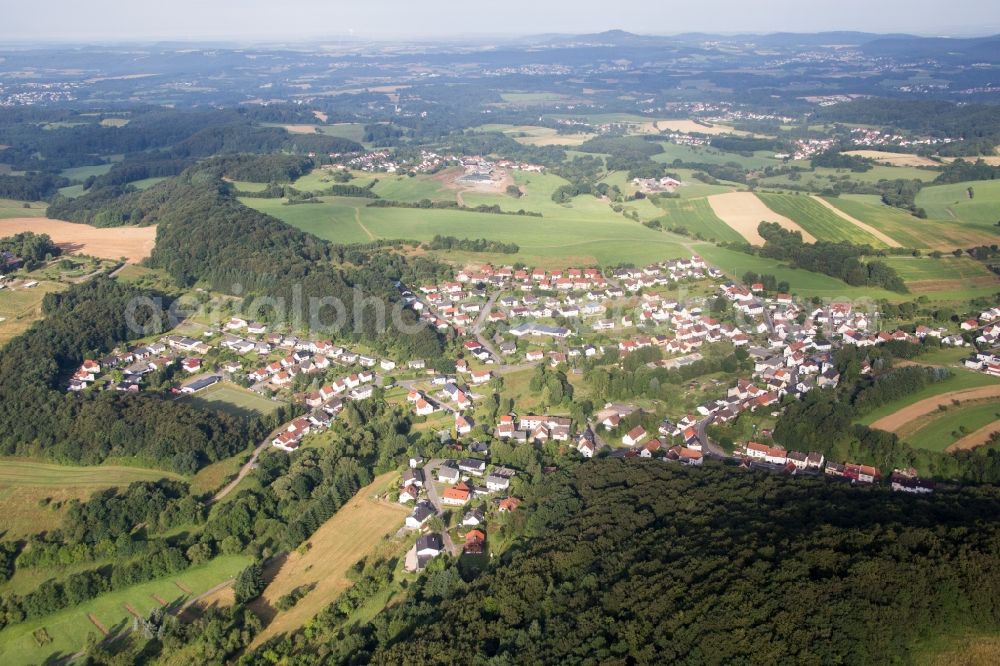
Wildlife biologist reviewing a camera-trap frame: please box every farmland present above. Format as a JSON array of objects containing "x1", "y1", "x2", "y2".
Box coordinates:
[
  {"x1": 915, "y1": 180, "x2": 1000, "y2": 227},
  {"x1": 0, "y1": 459, "x2": 182, "y2": 539},
  {"x1": 902, "y1": 401, "x2": 1000, "y2": 452},
  {"x1": 0, "y1": 217, "x2": 155, "y2": 263},
  {"x1": 0, "y1": 281, "x2": 65, "y2": 347},
  {"x1": 860, "y1": 374, "x2": 1000, "y2": 428},
  {"x1": 756, "y1": 192, "x2": 886, "y2": 246},
  {"x1": 182, "y1": 382, "x2": 284, "y2": 419},
  {"x1": 821, "y1": 195, "x2": 1000, "y2": 249},
  {"x1": 655, "y1": 197, "x2": 746, "y2": 244},
  {"x1": 0, "y1": 199, "x2": 47, "y2": 220},
  {"x1": 881, "y1": 256, "x2": 1000, "y2": 296},
  {"x1": 0, "y1": 555, "x2": 250, "y2": 664},
  {"x1": 706, "y1": 192, "x2": 815, "y2": 244},
  {"x1": 248, "y1": 472, "x2": 407, "y2": 648}
]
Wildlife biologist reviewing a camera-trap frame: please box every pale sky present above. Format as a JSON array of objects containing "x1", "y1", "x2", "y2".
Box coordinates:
[{"x1": 2, "y1": 0, "x2": 998, "y2": 43}]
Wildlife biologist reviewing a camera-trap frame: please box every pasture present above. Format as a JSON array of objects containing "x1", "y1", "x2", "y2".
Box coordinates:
[
  {"x1": 881, "y1": 256, "x2": 1000, "y2": 296},
  {"x1": 843, "y1": 150, "x2": 941, "y2": 168},
  {"x1": 477, "y1": 124, "x2": 594, "y2": 147},
  {"x1": 183, "y1": 382, "x2": 283, "y2": 418},
  {"x1": 59, "y1": 164, "x2": 112, "y2": 181},
  {"x1": 0, "y1": 281, "x2": 64, "y2": 347},
  {"x1": 249, "y1": 472, "x2": 407, "y2": 647},
  {"x1": 0, "y1": 459, "x2": 182, "y2": 540},
  {"x1": 0, "y1": 199, "x2": 47, "y2": 220},
  {"x1": 652, "y1": 143, "x2": 780, "y2": 170},
  {"x1": 756, "y1": 192, "x2": 886, "y2": 246},
  {"x1": 915, "y1": 180, "x2": 1000, "y2": 227},
  {"x1": 0, "y1": 555, "x2": 250, "y2": 664},
  {"x1": 822, "y1": 195, "x2": 1000, "y2": 250}
]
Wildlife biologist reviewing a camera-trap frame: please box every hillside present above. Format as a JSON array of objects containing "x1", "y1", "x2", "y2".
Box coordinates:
[{"x1": 246, "y1": 460, "x2": 1000, "y2": 665}]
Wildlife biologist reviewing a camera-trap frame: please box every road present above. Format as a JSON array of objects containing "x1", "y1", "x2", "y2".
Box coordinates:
[
  {"x1": 695, "y1": 414, "x2": 728, "y2": 458},
  {"x1": 420, "y1": 458, "x2": 460, "y2": 556},
  {"x1": 211, "y1": 423, "x2": 289, "y2": 503},
  {"x1": 472, "y1": 290, "x2": 502, "y2": 363}
]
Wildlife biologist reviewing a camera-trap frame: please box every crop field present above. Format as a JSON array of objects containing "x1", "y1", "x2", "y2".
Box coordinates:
[
  {"x1": 707, "y1": 192, "x2": 815, "y2": 244},
  {"x1": 249, "y1": 472, "x2": 407, "y2": 647},
  {"x1": 655, "y1": 198, "x2": 746, "y2": 243},
  {"x1": 915, "y1": 180, "x2": 1000, "y2": 227},
  {"x1": 843, "y1": 150, "x2": 941, "y2": 167},
  {"x1": 0, "y1": 218, "x2": 156, "y2": 263},
  {"x1": 652, "y1": 143, "x2": 780, "y2": 170},
  {"x1": 0, "y1": 555, "x2": 250, "y2": 664},
  {"x1": 0, "y1": 459, "x2": 181, "y2": 539},
  {"x1": 0, "y1": 281, "x2": 65, "y2": 347},
  {"x1": 500, "y1": 92, "x2": 574, "y2": 105},
  {"x1": 859, "y1": 372, "x2": 1000, "y2": 427},
  {"x1": 0, "y1": 199, "x2": 47, "y2": 220},
  {"x1": 477, "y1": 124, "x2": 594, "y2": 146},
  {"x1": 822, "y1": 195, "x2": 1000, "y2": 249},
  {"x1": 756, "y1": 192, "x2": 886, "y2": 246},
  {"x1": 59, "y1": 164, "x2": 113, "y2": 181},
  {"x1": 183, "y1": 382, "x2": 282, "y2": 418},
  {"x1": 881, "y1": 256, "x2": 1000, "y2": 295}
]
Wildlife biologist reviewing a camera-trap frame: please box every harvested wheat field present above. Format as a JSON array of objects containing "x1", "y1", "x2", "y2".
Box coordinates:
[
  {"x1": 248, "y1": 472, "x2": 407, "y2": 647},
  {"x1": 947, "y1": 419, "x2": 1000, "y2": 452},
  {"x1": 707, "y1": 192, "x2": 816, "y2": 244},
  {"x1": 844, "y1": 150, "x2": 940, "y2": 167},
  {"x1": 810, "y1": 196, "x2": 902, "y2": 247},
  {"x1": 640, "y1": 119, "x2": 749, "y2": 136},
  {"x1": 281, "y1": 124, "x2": 319, "y2": 134},
  {"x1": 869, "y1": 386, "x2": 1000, "y2": 433},
  {"x1": 0, "y1": 218, "x2": 155, "y2": 263}
]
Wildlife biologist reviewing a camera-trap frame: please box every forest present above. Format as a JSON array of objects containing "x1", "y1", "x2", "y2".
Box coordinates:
[{"x1": 239, "y1": 460, "x2": 1000, "y2": 665}]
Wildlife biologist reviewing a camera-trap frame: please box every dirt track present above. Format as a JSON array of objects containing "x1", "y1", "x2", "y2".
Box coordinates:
[
  {"x1": 947, "y1": 419, "x2": 1000, "y2": 452},
  {"x1": 869, "y1": 385, "x2": 1000, "y2": 432},
  {"x1": 0, "y1": 217, "x2": 155, "y2": 263},
  {"x1": 707, "y1": 192, "x2": 816, "y2": 244}
]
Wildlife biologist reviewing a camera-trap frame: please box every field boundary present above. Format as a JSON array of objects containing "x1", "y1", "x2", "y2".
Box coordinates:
[
  {"x1": 869, "y1": 385, "x2": 1000, "y2": 433},
  {"x1": 707, "y1": 192, "x2": 816, "y2": 244},
  {"x1": 810, "y1": 196, "x2": 902, "y2": 248}
]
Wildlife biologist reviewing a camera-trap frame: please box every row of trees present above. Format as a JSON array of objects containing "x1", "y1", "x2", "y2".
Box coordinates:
[{"x1": 425, "y1": 235, "x2": 519, "y2": 254}]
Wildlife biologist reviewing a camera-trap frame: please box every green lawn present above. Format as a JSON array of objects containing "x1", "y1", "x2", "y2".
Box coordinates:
[
  {"x1": 906, "y1": 401, "x2": 1000, "y2": 452},
  {"x1": 756, "y1": 192, "x2": 886, "y2": 246},
  {"x1": 857, "y1": 369, "x2": 1000, "y2": 426},
  {"x1": 183, "y1": 382, "x2": 283, "y2": 418},
  {"x1": 655, "y1": 198, "x2": 746, "y2": 244},
  {"x1": 0, "y1": 555, "x2": 250, "y2": 664},
  {"x1": 916, "y1": 180, "x2": 1000, "y2": 227}
]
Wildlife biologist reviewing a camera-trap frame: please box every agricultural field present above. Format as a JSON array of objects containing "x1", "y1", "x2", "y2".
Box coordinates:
[
  {"x1": 859, "y1": 372, "x2": 1000, "y2": 427},
  {"x1": 756, "y1": 192, "x2": 886, "y2": 246},
  {"x1": 0, "y1": 459, "x2": 182, "y2": 539},
  {"x1": 248, "y1": 472, "x2": 407, "y2": 647},
  {"x1": 0, "y1": 555, "x2": 250, "y2": 664},
  {"x1": 182, "y1": 382, "x2": 283, "y2": 418},
  {"x1": 822, "y1": 195, "x2": 1000, "y2": 249},
  {"x1": 241, "y1": 181, "x2": 692, "y2": 268},
  {"x1": 59, "y1": 164, "x2": 112, "y2": 181},
  {"x1": 842, "y1": 150, "x2": 941, "y2": 167},
  {"x1": 655, "y1": 198, "x2": 746, "y2": 244},
  {"x1": 0, "y1": 281, "x2": 65, "y2": 347},
  {"x1": 0, "y1": 218, "x2": 155, "y2": 263},
  {"x1": 900, "y1": 401, "x2": 1000, "y2": 452},
  {"x1": 189, "y1": 449, "x2": 250, "y2": 496},
  {"x1": 652, "y1": 143, "x2": 780, "y2": 170},
  {"x1": 881, "y1": 256, "x2": 1000, "y2": 296},
  {"x1": 915, "y1": 180, "x2": 1000, "y2": 227},
  {"x1": 476, "y1": 124, "x2": 594, "y2": 147},
  {"x1": 0, "y1": 199, "x2": 47, "y2": 220},
  {"x1": 706, "y1": 192, "x2": 815, "y2": 244},
  {"x1": 499, "y1": 92, "x2": 575, "y2": 105},
  {"x1": 692, "y1": 243, "x2": 909, "y2": 301}
]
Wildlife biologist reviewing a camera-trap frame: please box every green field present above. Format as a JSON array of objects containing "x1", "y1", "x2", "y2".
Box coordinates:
[
  {"x1": 0, "y1": 555, "x2": 250, "y2": 663},
  {"x1": 241, "y1": 180, "x2": 692, "y2": 268},
  {"x1": 756, "y1": 192, "x2": 886, "y2": 246},
  {"x1": 821, "y1": 195, "x2": 1000, "y2": 249},
  {"x1": 653, "y1": 143, "x2": 781, "y2": 170},
  {"x1": 656, "y1": 198, "x2": 746, "y2": 243},
  {"x1": 915, "y1": 180, "x2": 1000, "y2": 227},
  {"x1": 0, "y1": 199, "x2": 47, "y2": 220},
  {"x1": 882, "y1": 256, "x2": 1000, "y2": 296},
  {"x1": 0, "y1": 281, "x2": 65, "y2": 347},
  {"x1": 59, "y1": 164, "x2": 112, "y2": 181},
  {"x1": 183, "y1": 382, "x2": 283, "y2": 418},
  {"x1": 905, "y1": 401, "x2": 1000, "y2": 452},
  {"x1": 693, "y1": 243, "x2": 906, "y2": 301},
  {"x1": 857, "y1": 369, "x2": 1000, "y2": 426},
  {"x1": 0, "y1": 459, "x2": 181, "y2": 539}
]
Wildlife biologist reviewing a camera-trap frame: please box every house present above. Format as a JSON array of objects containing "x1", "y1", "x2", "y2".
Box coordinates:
[
  {"x1": 399, "y1": 485, "x2": 420, "y2": 503},
  {"x1": 442, "y1": 482, "x2": 471, "y2": 506},
  {"x1": 458, "y1": 458, "x2": 486, "y2": 476},
  {"x1": 498, "y1": 497, "x2": 521, "y2": 513},
  {"x1": 181, "y1": 358, "x2": 202, "y2": 373},
  {"x1": 405, "y1": 502, "x2": 435, "y2": 529},
  {"x1": 464, "y1": 529, "x2": 486, "y2": 555},
  {"x1": 462, "y1": 507, "x2": 485, "y2": 527},
  {"x1": 402, "y1": 468, "x2": 425, "y2": 488},
  {"x1": 668, "y1": 446, "x2": 703, "y2": 465},
  {"x1": 622, "y1": 426, "x2": 647, "y2": 447},
  {"x1": 486, "y1": 474, "x2": 510, "y2": 492},
  {"x1": 890, "y1": 469, "x2": 934, "y2": 494},
  {"x1": 470, "y1": 370, "x2": 492, "y2": 385},
  {"x1": 437, "y1": 464, "x2": 460, "y2": 484},
  {"x1": 455, "y1": 414, "x2": 472, "y2": 435},
  {"x1": 416, "y1": 533, "x2": 443, "y2": 557},
  {"x1": 180, "y1": 375, "x2": 220, "y2": 394},
  {"x1": 415, "y1": 398, "x2": 435, "y2": 417},
  {"x1": 577, "y1": 437, "x2": 596, "y2": 458}
]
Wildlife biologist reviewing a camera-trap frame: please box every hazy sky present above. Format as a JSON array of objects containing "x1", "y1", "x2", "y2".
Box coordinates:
[{"x1": 2, "y1": 0, "x2": 999, "y2": 42}]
